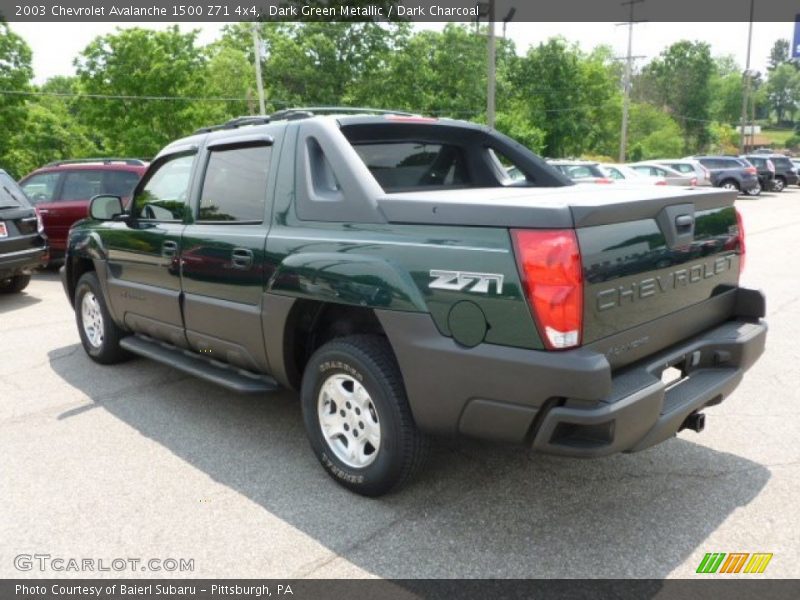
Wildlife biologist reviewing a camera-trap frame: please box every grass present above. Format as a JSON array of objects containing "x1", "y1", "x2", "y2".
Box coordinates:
[{"x1": 761, "y1": 128, "x2": 795, "y2": 146}]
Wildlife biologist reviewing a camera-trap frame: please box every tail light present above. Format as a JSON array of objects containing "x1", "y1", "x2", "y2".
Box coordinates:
[
  {"x1": 655, "y1": 179, "x2": 668, "y2": 186},
  {"x1": 744, "y1": 166, "x2": 757, "y2": 175},
  {"x1": 595, "y1": 178, "x2": 613, "y2": 184},
  {"x1": 511, "y1": 229, "x2": 583, "y2": 350},
  {"x1": 767, "y1": 159, "x2": 775, "y2": 173},
  {"x1": 690, "y1": 177, "x2": 698, "y2": 186},
  {"x1": 735, "y1": 208, "x2": 746, "y2": 274}
]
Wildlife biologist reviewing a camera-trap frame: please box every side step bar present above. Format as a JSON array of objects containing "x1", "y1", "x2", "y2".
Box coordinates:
[{"x1": 120, "y1": 335, "x2": 280, "y2": 394}]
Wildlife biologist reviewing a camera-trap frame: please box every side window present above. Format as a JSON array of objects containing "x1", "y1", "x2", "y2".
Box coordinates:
[
  {"x1": 198, "y1": 145, "x2": 271, "y2": 222},
  {"x1": 134, "y1": 154, "x2": 195, "y2": 221},
  {"x1": 61, "y1": 170, "x2": 104, "y2": 201},
  {"x1": 676, "y1": 164, "x2": 693, "y2": 174},
  {"x1": 604, "y1": 167, "x2": 623, "y2": 180},
  {"x1": 21, "y1": 172, "x2": 60, "y2": 204},
  {"x1": 103, "y1": 171, "x2": 141, "y2": 197}
]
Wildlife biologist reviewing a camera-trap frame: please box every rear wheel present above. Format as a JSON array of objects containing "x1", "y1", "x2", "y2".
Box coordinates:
[
  {"x1": 720, "y1": 180, "x2": 740, "y2": 192},
  {"x1": 75, "y1": 271, "x2": 131, "y2": 364},
  {"x1": 301, "y1": 335, "x2": 428, "y2": 496},
  {"x1": 773, "y1": 176, "x2": 786, "y2": 192},
  {"x1": 0, "y1": 274, "x2": 31, "y2": 294},
  {"x1": 745, "y1": 183, "x2": 761, "y2": 197}
]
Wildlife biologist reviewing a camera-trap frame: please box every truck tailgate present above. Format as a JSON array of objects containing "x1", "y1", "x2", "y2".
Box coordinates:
[{"x1": 578, "y1": 195, "x2": 741, "y2": 348}]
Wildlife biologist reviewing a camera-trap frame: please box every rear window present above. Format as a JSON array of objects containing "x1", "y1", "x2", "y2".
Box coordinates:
[
  {"x1": 0, "y1": 172, "x2": 30, "y2": 208},
  {"x1": 773, "y1": 157, "x2": 793, "y2": 169},
  {"x1": 351, "y1": 142, "x2": 470, "y2": 192}
]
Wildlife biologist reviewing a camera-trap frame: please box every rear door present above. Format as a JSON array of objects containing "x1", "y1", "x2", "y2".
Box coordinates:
[
  {"x1": 179, "y1": 134, "x2": 277, "y2": 372},
  {"x1": 103, "y1": 152, "x2": 196, "y2": 347}
]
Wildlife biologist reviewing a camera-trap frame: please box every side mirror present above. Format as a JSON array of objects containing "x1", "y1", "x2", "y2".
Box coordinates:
[{"x1": 89, "y1": 195, "x2": 124, "y2": 221}]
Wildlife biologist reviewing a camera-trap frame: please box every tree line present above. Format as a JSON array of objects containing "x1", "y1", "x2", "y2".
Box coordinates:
[{"x1": 0, "y1": 20, "x2": 798, "y2": 179}]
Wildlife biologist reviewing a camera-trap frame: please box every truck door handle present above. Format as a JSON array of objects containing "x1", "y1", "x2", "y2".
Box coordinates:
[
  {"x1": 161, "y1": 240, "x2": 178, "y2": 258},
  {"x1": 231, "y1": 248, "x2": 254, "y2": 270}
]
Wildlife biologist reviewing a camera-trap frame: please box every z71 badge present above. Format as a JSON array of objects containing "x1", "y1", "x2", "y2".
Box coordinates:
[{"x1": 429, "y1": 269, "x2": 504, "y2": 294}]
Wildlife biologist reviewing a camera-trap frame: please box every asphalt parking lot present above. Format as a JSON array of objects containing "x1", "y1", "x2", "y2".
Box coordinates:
[{"x1": 2, "y1": 187, "x2": 799, "y2": 580}]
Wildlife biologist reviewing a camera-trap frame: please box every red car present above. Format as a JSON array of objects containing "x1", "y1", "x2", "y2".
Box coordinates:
[{"x1": 19, "y1": 159, "x2": 147, "y2": 265}]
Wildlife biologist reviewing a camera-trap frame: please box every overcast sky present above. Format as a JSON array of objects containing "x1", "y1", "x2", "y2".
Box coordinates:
[{"x1": 7, "y1": 21, "x2": 796, "y2": 85}]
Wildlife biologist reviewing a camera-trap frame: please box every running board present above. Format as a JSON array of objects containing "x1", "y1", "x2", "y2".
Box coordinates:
[{"x1": 120, "y1": 335, "x2": 280, "y2": 394}]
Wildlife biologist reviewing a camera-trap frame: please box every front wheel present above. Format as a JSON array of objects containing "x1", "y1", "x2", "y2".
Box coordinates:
[
  {"x1": 0, "y1": 274, "x2": 31, "y2": 294},
  {"x1": 720, "y1": 180, "x2": 740, "y2": 192},
  {"x1": 75, "y1": 272, "x2": 131, "y2": 364},
  {"x1": 301, "y1": 335, "x2": 428, "y2": 496}
]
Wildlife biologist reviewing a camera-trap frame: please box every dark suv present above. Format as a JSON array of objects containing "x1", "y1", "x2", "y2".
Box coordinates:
[
  {"x1": 741, "y1": 155, "x2": 776, "y2": 192},
  {"x1": 692, "y1": 156, "x2": 761, "y2": 196},
  {"x1": 746, "y1": 154, "x2": 798, "y2": 192},
  {"x1": 19, "y1": 159, "x2": 147, "y2": 265},
  {"x1": 0, "y1": 169, "x2": 48, "y2": 293}
]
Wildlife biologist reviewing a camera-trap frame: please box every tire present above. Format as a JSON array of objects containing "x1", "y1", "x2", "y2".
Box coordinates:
[
  {"x1": 301, "y1": 334, "x2": 429, "y2": 497},
  {"x1": 773, "y1": 176, "x2": 786, "y2": 192},
  {"x1": 744, "y1": 183, "x2": 761, "y2": 197},
  {"x1": 720, "y1": 180, "x2": 740, "y2": 192},
  {"x1": 74, "y1": 271, "x2": 131, "y2": 364},
  {"x1": 0, "y1": 274, "x2": 31, "y2": 294}
]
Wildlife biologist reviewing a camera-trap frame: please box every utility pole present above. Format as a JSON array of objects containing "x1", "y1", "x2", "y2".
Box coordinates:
[
  {"x1": 252, "y1": 21, "x2": 266, "y2": 116},
  {"x1": 487, "y1": 0, "x2": 496, "y2": 128},
  {"x1": 739, "y1": 0, "x2": 755, "y2": 154},
  {"x1": 618, "y1": 0, "x2": 644, "y2": 163}
]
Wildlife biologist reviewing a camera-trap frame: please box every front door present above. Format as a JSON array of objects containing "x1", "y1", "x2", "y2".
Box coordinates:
[
  {"x1": 180, "y1": 138, "x2": 275, "y2": 372},
  {"x1": 103, "y1": 152, "x2": 196, "y2": 347}
]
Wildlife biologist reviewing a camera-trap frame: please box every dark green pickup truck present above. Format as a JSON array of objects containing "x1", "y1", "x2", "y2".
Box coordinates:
[{"x1": 61, "y1": 109, "x2": 767, "y2": 496}]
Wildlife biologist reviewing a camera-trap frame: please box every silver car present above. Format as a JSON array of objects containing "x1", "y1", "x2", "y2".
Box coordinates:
[
  {"x1": 653, "y1": 158, "x2": 712, "y2": 186},
  {"x1": 629, "y1": 162, "x2": 696, "y2": 186}
]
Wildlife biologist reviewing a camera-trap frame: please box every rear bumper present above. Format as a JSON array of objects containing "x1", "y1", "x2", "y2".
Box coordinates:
[
  {"x1": 530, "y1": 318, "x2": 765, "y2": 456},
  {"x1": 0, "y1": 245, "x2": 48, "y2": 279},
  {"x1": 377, "y1": 288, "x2": 766, "y2": 456}
]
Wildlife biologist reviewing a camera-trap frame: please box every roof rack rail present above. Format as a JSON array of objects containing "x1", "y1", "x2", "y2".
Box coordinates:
[
  {"x1": 269, "y1": 106, "x2": 418, "y2": 121},
  {"x1": 194, "y1": 107, "x2": 422, "y2": 135},
  {"x1": 45, "y1": 158, "x2": 148, "y2": 167}
]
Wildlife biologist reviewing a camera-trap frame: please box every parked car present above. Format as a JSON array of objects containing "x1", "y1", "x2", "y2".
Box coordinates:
[
  {"x1": 744, "y1": 153, "x2": 798, "y2": 192},
  {"x1": 0, "y1": 169, "x2": 48, "y2": 293},
  {"x1": 651, "y1": 158, "x2": 712, "y2": 186},
  {"x1": 19, "y1": 159, "x2": 147, "y2": 265},
  {"x1": 791, "y1": 158, "x2": 800, "y2": 173},
  {"x1": 690, "y1": 156, "x2": 761, "y2": 196},
  {"x1": 628, "y1": 162, "x2": 696, "y2": 186},
  {"x1": 60, "y1": 109, "x2": 765, "y2": 496},
  {"x1": 547, "y1": 160, "x2": 612, "y2": 184},
  {"x1": 741, "y1": 155, "x2": 776, "y2": 193},
  {"x1": 599, "y1": 163, "x2": 667, "y2": 185}
]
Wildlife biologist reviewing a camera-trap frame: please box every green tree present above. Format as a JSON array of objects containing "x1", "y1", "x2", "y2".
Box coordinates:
[
  {"x1": 508, "y1": 38, "x2": 621, "y2": 157},
  {"x1": 0, "y1": 22, "x2": 33, "y2": 166},
  {"x1": 74, "y1": 26, "x2": 208, "y2": 157},
  {"x1": 635, "y1": 41, "x2": 715, "y2": 151},
  {"x1": 627, "y1": 103, "x2": 683, "y2": 158},
  {"x1": 767, "y1": 39, "x2": 791, "y2": 72},
  {"x1": 766, "y1": 63, "x2": 800, "y2": 123}
]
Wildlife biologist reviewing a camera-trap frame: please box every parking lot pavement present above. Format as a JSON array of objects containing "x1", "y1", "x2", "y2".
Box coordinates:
[{"x1": 1, "y1": 188, "x2": 799, "y2": 580}]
